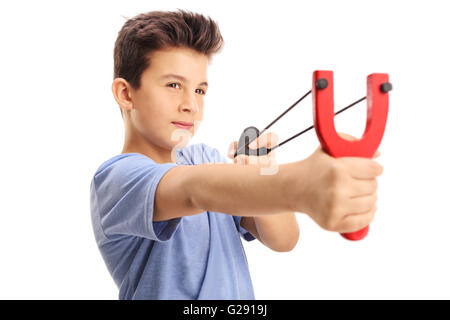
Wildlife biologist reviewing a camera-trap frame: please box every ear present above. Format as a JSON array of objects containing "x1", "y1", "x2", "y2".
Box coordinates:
[{"x1": 111, "y1": 78, "x2": 134, "y2": 113}]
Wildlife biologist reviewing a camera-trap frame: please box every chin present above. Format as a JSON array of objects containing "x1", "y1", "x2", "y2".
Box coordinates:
[{"x1": 169, "y1": 128, "x2": 193, "y2": 148}]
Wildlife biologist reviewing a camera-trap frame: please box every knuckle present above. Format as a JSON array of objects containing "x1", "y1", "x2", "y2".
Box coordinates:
[
  {"x1": 345, "y1": 221, "x2": 359, "y2": 233},
  {"x1": 373, "y1": 179, "x2": 378, "y2": 191},
  {"x1": 326, "y1": 208, "x2": 342, "y2": 231},
  {"x1": 364, "y1": 211, "x2": 375, "y2": 226},
  {"x1": 328, "y1": 188, "x2": 340, "y2": 206},
  {"x1": 365, "y1": 205, "x2": 377, "y2": 221},
  {"x1": 269, "y1": 132, "x2": 279, "y2": 144},
  {"x1": 370, "y1": 161, "x2": 382, "y2": 175},
  {"x1": 329, "y1": 163, "x2": 344, "y2": 184},
  {"x1": 350, "y1": 217, "x2": 367, "y2": 233},
  {"x1": 323, "y1": 216, "x2": 337, "y2": 232},
  {"x1": 370, "y1": 208, "x2": 376, "y2": 220},
  {"x1": 338, "y1": 132, "x2": 357, "y2": 141}
]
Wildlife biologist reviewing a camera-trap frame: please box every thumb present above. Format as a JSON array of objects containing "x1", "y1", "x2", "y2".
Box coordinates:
[
  {"x1": 337, "y1": 132, "x2": 358, "y2": 141},
  {"x1": 373, "y1": 149, "x2": 381, "y2": 158},
  {"x1": 337, "y1": 132, "x2": 381, "y2": 158}
]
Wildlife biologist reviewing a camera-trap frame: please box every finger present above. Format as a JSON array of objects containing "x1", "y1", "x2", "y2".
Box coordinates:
[
  {"x1": 236, "y1": 154, "x2": 247, "y2": 165},
  {"x1": 229, "y1": 141, "x2": 237, "y2": 159},
  {"x1": 373, "y1": 150, "x2": 381, "y2": 159},
  {"x1": 248, "y1": 138, "x2": 258, "y2": 149},
  {"x1": 249, "y1": 155, "x2": 262, "y2": 165},
  {"x1": 349, "y1": 179, "x2": 378, "y2": 198},
  {"x1": 228, "y1": 141, "x2": 237, "y2": 159},
  {"x1": 263, "y1": 132, "x2": 279, "y2": 148},
  {"x1": 339, "y1": 157, "x2": 384, "y2": 179},
  {"x1": 346, "y1": 192, "x2": 378, "y2": 215},
  {"x1": 338, "y1": 205, "x2": 377, "y2": 233},
  {"x1": 249, "y1": 132, "x2": 279, "y2": 149},
  {"x1": 337, "y1": 132, "x2": 359, "y2": 141},
  {"x1": 227, "y1": 142, "x2": 234, "y2": 158}
]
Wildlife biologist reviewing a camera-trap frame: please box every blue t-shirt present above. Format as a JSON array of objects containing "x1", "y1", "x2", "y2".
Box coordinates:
[{"x1": 90, "y1": 143, "x2": 256, "y2": 299}]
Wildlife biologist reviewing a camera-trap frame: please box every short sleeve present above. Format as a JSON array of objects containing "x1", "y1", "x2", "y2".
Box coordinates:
[
  {"x1": 233, "y1": 215, "x2": 256, "y2": 242},
  {"x1": 90, "y1": 154, "x2": 180, "y2": 242}
]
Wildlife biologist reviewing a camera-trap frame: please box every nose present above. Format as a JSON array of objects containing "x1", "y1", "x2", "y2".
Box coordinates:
[{"x1": 179, "y1": 94, "x2": 199, "y2": 114}]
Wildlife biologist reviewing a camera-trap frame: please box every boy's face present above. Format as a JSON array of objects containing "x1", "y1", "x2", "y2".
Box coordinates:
[{"x1": 126, "y1": 46, "x2": 208, "y2": 151}]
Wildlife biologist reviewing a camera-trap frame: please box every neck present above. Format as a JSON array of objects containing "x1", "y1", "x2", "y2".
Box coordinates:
[{"x1": 121, "y1": 124, "x2": 175, "y2": 164}]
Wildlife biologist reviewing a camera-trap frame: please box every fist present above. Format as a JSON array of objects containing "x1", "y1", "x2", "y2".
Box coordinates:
[{"x1": 297, "y1": 132, "x2": 383, "y2": 233}]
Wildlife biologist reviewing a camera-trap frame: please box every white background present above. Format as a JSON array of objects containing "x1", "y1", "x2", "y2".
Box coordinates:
[{"x1": 0, "y1": 0, "x2": 449, "y2": 299}]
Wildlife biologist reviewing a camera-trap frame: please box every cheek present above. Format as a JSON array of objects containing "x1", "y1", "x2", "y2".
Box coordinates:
[
  {"x1": 138, "y1": 108, "x2": 169, "y2": 133},
  {"x1": 130, "y1": 103, "x2": 157, "y2": 135},
  {"x1": 195, "y1": 99, "x2": 204, "y2": 115},
  {"x1": 135, "y1": 92, "x2": 168, "y2": 126}
]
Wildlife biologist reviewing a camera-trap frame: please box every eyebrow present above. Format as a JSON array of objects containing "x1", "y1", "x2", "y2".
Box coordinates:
[{"x1": 159, "y1": 73, "x2": 208, "y2": 87}]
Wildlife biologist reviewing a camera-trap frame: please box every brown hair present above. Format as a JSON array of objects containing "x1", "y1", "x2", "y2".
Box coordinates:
[{"x1": 113, "y1": 9, "x2": 224, "y2": 94}]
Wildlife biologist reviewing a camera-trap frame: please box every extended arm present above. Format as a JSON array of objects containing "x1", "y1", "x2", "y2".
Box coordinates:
[{"x1": 154, "y1": 161, "x2": 303, "y2": 221}]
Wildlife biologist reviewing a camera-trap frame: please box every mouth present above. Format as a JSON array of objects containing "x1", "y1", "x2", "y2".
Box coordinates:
[{"x1": 172, "y1": 121, "x2": 194, "y2": 130}]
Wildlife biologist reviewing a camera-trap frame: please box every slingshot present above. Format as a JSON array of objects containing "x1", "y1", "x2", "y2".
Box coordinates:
[{"x1": 233, "y1": 70, "x2": 392, "y2": 241}]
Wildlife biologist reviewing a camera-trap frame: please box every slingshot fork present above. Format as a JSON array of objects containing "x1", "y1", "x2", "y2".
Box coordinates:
[{"x1": 313, "y1": 70, "x2": 391, "y2": 240}]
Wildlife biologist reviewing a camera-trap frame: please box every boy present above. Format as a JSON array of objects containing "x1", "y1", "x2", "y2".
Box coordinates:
[{"x1": 90, "y1": 9, "x2": 383, "y2": 300}]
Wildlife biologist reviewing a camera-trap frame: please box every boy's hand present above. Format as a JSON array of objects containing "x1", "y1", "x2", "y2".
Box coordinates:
[
  {"x1": 227, "y1": 132, "x2": 278, "y2": 168},
  {"x1": 288, "y1": 132, "x2": 383, "y2": 234}
]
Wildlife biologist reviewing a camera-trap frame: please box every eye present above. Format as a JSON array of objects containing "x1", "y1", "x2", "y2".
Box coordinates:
[
  {"x1": 196, "y1": 88, "x2": 206, "y2": 95},
  {"x1": 168, "y1": 82, "x2": 180, "y2": 89}
]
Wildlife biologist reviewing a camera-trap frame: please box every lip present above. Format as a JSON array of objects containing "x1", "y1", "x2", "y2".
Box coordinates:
[{"x1": 172, "y1": 121, "x2": 193, "y2": 129}]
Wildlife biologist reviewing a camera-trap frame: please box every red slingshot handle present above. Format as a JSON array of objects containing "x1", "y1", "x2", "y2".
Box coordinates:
[{"x1": 312, "y1": 70, "x2": 390, "y2": 241}]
